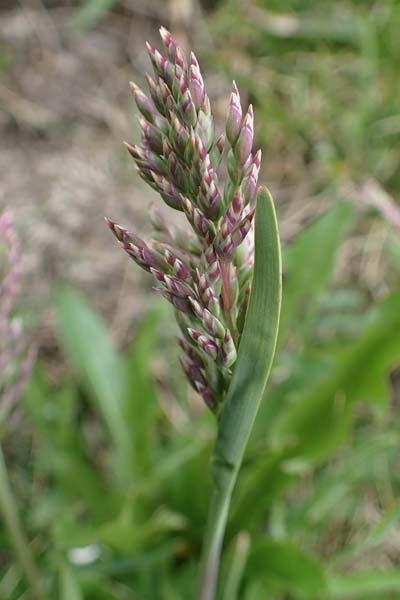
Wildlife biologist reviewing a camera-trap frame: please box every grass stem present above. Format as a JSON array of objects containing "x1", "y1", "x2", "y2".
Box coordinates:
[
  {"x1": 198, "y1": 477, "x2": 234, "y2": 600},
  {"x1": 0, "y1": 444, "x2": 48, "y2": 600}
]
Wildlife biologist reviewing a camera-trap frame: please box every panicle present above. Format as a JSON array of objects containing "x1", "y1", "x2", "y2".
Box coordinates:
[{"x1": 106, "y1": 27, "x2": 264, "y2": 412}]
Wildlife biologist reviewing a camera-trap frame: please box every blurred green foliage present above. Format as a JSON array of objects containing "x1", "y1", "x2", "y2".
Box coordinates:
[
  {"x1": 2, "y1": 202, "x2": 400, "y2": 598},
  {"x1": 2, "y1": 0, "x2": 400, "y2": 598},
  {"x1": 210, "y1": 0, "x2": 400, "y2": 196}
]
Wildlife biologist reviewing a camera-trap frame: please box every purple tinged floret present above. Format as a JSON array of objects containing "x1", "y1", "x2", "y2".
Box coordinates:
[
  {"x1": 153, "y1": 175, "x2": 183, "y2": 210},
  {"x1": 187, "y1": 328, "x2": 218, "y2": 360},
  {"x1": 189, "y1": 298, "x2": 225, "y2": 339},
  {"x1": 234, "y1": 105, "x2": 254, "y2": 167},
  {"x1": 160, "y1": 290, "x2": 193, "y2": 314},
  {"x1": 231, "y1": 209, "x2": 255, "y2": 247},
  {"x1": 194, "y1": 381, "x2": 216, "y2": 409},
  {"x1": 165, "y1": 249, "x2": 191, "y2": 281},
  {"x1": 159, "y1": 26, "x2": 177, "y2": 61},
  {"x1": 181, "y1": 87, "x2": 197, "y2": 127},
  {"x1": 177, "y1": 337, "x2": 205, "y2": 367},
  {"x1": 146, "y1": 42, "x2": 175, "y2": 86},
  {"x1": 129, "y1": 81, "x2": 156, "y2": 123},
  {"x1": 145, "y1": 73, "x2": 165, "y2": 115},
  {"x1": 181, "y1": 196, "x2": 213, "y2": 237},
  {"x1": 226, "y1": 81, "x2": 242, "y2": 145},
  {"x1": 220, "y1": 329, "x2": 237, "y2": 368},
  {"x1": 179, "y1": 356, "x2": 207, "y2": 390},
  {"x1": 150, "y1": 269, "x2": 194, "y2": 298},
  {"x1": 170, "y1": 112, "x2": 190, "y2": 154},
  {"x1": 189, "y1": 52, "x2": 206, "y2": 110},
  {"x1": 140, "y1": 118, "x2": 163, "y2": 154},
  {"x1": 241, "y1": 149, "x2": 262, "y2": 205},
  {"x1": 216, "y1": 208, "x2": 255, "y2": 262}
]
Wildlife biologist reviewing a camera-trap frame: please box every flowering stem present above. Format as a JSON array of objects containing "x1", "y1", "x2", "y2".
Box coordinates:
[
  {"x1": 0, "y1": 444, "x2": 48, "y2": 600},
  {"x1": 198, "y1": 189, "x2": 282, "y2": 600}
]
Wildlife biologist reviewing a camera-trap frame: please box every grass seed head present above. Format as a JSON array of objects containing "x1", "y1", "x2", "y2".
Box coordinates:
[{"x1": 106, "y1": 28, "x2": 262, "y2": 411}]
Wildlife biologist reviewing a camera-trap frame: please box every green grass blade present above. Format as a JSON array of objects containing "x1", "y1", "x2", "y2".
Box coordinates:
[
  {"x1": 222, "y1": 532, "x2": 250, "y2": 600},
  {"x1": 327, "y1": 570, "x2": 400, "y2": 598},
  {"x1": 246, "y1": 539, "x2": 326, "y2": 597},
  {"x1": 280, "y1": 202, "x2": 353, "y2": 345},
  {"x1": 59, "y1": 564, "x2": 83, "y2": 600},
  {"x1": 274, "y1": 289, "x2": 400, "y2": 458},
  {"x1": 124, "y1": 309, "x2": 162, "y2": 476},
  {"x1": 199, "y1": 187, "x2": 282, "y2": 600},
  {"x1": 214, "y1": 186, "x2": 282, "y2": 475},
  {"x1": 55, "y1": 288, "x2": 130, "y2": 469}
]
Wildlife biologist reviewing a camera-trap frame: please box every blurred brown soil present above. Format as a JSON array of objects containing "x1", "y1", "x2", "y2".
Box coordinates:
[{"x1": 0, "y1": 4, "x2": 186, "y2": 349}]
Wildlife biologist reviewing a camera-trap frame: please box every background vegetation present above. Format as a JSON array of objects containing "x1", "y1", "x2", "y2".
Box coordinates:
[{"x1": 1, "y1": 0, "x2": 400, "y2": 598}]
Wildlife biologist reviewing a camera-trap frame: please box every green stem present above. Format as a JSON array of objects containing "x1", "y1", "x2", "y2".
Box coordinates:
[
  {"x1": 0, "y1": 444, "x2": 48, "y2": 600},
  {"x1": 198, "y1": 188, "x2": 282, "y2": 600},
  {"x1": 199, "y1": 392, "x2": 264, "y2": 599},
  {"x1": 198, "y1": 482, "x2": 233, "y2": 600},
  {"x1": 222, "y1": 532, "x2": 250, "y2": 600}
]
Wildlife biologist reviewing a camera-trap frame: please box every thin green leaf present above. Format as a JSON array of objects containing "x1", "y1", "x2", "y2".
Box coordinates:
[
  {"x1": 60, "y1": 564, "x2": 83, "y2": 600},
  {"x1": 327, "y1": 570, "x2": 400, "y2": 598},
  {"x1": 222, "y1": 532, "x2": 251, "y2": 600},
  {"x1": 24, "y1": 368, "x2": 113, "y2": 520},
  {"x1": 275, "y1": 290, "x2": 400, "y2": 458},
  {"x1": 124, "y1": 309, "x2": 162, "y2": 475},
  {"x1": 246, "y1": 539, "x2": 326, "y2": 597},
  {"x1": 55, "y1": 289, "x2": 130, "y2": 468},
  {"x1": 280, "y1": 202, "x2": 353, "y2": 344},
  {"x1": 214, "y1": 186, "x2": 282, "y2": 475}
]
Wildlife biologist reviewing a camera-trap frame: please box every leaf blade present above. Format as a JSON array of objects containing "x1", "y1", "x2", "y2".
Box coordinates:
[
  {"x1": 55, "y1": 288, "x2": 130, "y2": 465},
  {"x1": 215, "y1": 186, "x2": 282, "y2": 472}
]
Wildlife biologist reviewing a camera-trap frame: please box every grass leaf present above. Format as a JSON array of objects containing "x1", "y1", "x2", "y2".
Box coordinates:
[
  {"x1": 327, "y1": 570, "x2": 400, "y2": 598},
  {"x1": 214, "y1": 186, "x2": 282, "y2": 472},
  {"x1": 275, "y1": 290, "x2": 400, "y2": 458},
  {"x1": 280, "y1": 202, "x2": 354, "y2": 345},
  {"x1": 60, "y1": 565, "x2": 83, "y2": 600},
  {"x1": 246, "y1": 539, "x2": 326, "y2": 597},
  {"x1": 56, "y1": 288, "x2": 130, "y2": 470}
]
